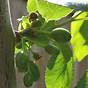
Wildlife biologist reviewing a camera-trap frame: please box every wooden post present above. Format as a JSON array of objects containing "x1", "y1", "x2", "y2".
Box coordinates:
[{"x1": 0, "y1": 0, "x2": 16, "y2": 88}]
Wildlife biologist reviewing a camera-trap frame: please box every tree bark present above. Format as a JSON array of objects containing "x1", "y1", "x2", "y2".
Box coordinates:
[{"x1": 0, "y1": 0, "x2": 16, "y2": 88}]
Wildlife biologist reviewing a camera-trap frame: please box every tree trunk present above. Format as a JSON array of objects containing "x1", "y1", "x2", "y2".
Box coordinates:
[{"x1": 0, "y1": 0, "x2": 16, "y2": 88}]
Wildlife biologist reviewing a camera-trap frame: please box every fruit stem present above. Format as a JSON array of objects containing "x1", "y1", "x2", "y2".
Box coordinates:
[
  {"x1": 56, "y1": 11, "x2": 83, "y2": 27},
  {"x1": 21, "y1": 38, "x2": 25, "y2": 51},
  {"x1": 34, "y1": 30, "x2": 51, "y2": 35}
]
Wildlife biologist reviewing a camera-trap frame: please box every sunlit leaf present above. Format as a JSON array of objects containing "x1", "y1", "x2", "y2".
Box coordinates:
[
  {"x1": 15, "y1": 48, "x2": 21, "y2": 54},
  {"x1": 27, "y1": 0, "x2": 72, "y2": 20},
  {"x1": 45, "y1": 52, "x2": 74, "y2": 88},
  {"x1": 22, "y1": 16, "x2": 30, "y2": 29},
  {"x1": 18, "y1": 16, "x2": 30, "y2": 30},
  {"x1": 27, "y1": 0, "x2": 37, "y2": 13},
  {"x1": 71, "y1": 12, "x2": 88, "y2": 61}
]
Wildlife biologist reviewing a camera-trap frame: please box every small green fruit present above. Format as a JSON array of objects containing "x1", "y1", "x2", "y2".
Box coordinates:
[
  {"x1": 50, "y1": 28, "x2": 71, "y2": 43},
  {"x1": 29, "y1": 61, "x2": 40, "y2": 81},
  {"x1": 15, "y1": 51, "x2": 29, "y2": 72},
  {"x1": 23, "y1": 72, "x2": 33, "y2": 87}
]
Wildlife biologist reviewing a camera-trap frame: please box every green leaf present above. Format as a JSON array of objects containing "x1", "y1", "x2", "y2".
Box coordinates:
[
  {"x1": 27, "y1": 0, "x2": 37, "y2": 13},
  {"x1": 45, "y1": 52, "x2": 74, "y2": 88},
  {"x1": 18, "y1": 16, "x2": 30, "y2": 30},
  {"x1": 15, "y1": 51, "x2": 29, "y2": 72},
  {"x1": 41, "y1": 20, "x2": 56, "y2": 31},
  {"x1": 23, "y1": 72, "x2": 33, "y2": 87},
  {"x1": 50, "y1": 28, "x2": 71, "y2": 43},
  {"x1": 45, "y1": 44, "x2": 60, "y2": 69},
  {"x1": 71, "y1": 12, "x2": 88, "y2": 61},
  {"x1": 45, "y1": 43, "x2": 59, "y2": 54},
  {"x1": 15, "y1": 48, "x2": 21, "y2": 54},
  {"x1": 35, "y1": 34, "x2": 49, "y2": 47},
  {"x1": 29, "y1": 61, "x2": 40, "y2": 81},
  {"x1": 59, "y1": 43, "x2": 73, "y2": 62},
  {"x1": 47, "y1": 51, "x2": 59, "y2": 70},
  {"x1": 76, "y1": 70, "x2": 88, "y2": 88},
  {"x1": 27, "y1": 0, "x2": 72, "y2": 20}
]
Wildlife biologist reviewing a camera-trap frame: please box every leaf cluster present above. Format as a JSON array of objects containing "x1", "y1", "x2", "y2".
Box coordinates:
[{"x1": 15, "y1": 0, "x2": 88, "y2": 88}]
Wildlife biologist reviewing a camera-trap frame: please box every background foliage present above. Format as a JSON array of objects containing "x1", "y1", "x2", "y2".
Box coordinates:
[{"x1": 15, "y1": 0, "x2": 88, "y2": 88}]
